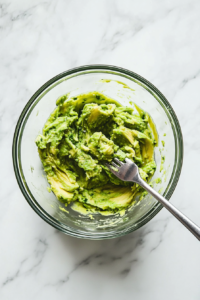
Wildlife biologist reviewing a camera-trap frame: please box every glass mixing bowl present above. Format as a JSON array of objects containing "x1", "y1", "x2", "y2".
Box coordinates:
[{"x1": 13, "y1": 65, "x2": 183, "y2": 239}]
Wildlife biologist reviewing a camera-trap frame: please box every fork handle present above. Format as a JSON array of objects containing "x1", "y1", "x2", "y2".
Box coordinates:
[{"x1": 138, "y1": 178, "x2": 200, "y2": 241}]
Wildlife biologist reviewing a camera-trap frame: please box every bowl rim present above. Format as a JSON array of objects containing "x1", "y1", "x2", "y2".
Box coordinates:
[{"x1": 12, "y1": 64, "x2": 184, "y2": 239}]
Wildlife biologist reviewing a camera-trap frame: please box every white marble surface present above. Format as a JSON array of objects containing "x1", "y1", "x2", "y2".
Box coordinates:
[{"x1": 1, "y1": 0, "x2": 200, "y2": 299}]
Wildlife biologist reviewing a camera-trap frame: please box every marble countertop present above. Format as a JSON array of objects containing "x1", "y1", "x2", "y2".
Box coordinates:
[{"x1": 1, "y1": 0, "x2": 200, "y2": 299}]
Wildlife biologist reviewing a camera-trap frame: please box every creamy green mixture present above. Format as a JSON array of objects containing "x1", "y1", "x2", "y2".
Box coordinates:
[{"x1": 36, "y1": 92, "x2": 157, "y2": 215}]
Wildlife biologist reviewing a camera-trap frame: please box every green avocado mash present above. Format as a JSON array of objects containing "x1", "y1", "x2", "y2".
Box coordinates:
[{"x1": 35, "y1": 92, "x2": 157, "y2": 215}]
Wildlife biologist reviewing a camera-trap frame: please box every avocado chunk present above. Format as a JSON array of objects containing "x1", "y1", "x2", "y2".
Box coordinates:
[{"x1": 88, "y1": 132, "x2": 114, "y2": 161}]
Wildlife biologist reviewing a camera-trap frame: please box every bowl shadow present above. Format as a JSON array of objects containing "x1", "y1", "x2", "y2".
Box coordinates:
[{"x1": 51, "y1": 227, "x2": 148, "y2": 284}]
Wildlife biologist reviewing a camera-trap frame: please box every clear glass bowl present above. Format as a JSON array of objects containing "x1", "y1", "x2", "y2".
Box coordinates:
[{"x1": 13, "y1": 65, "x2": 183, "y2": 239}]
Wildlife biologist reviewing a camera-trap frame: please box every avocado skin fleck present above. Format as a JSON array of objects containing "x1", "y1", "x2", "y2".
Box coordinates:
[
  {"x1": 35, "y1": 92, "x2": 158, "y2": 215},
  {"x1": 161, "y1": 140, "x2": 165, "y2": 147}
]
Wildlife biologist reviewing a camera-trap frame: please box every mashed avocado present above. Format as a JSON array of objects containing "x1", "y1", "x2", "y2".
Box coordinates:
[{"x1": 35, "y1": 92, "x2": 157, "y2": 215}]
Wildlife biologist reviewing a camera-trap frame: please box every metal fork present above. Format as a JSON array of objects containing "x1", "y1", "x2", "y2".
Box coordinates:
[{"x1": 105, "y1": 158, "x2": 200, "y2": 241}]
